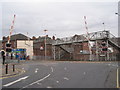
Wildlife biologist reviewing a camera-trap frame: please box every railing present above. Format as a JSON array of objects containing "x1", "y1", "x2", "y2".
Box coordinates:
[
  {"x1": 60, "y1": 45, "x2": 74, "y2": 53},
  {"x1": 53, "y1": 30, "x2": 110, "y2": 45},
  {"x1": 109, "y1": 33, "x2": 119, "y2": 46}
]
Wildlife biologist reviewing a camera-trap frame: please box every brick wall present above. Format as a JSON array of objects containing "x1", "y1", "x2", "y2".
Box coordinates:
[{"x1": 33, "y1": 41, "x2": 53, "y2": 60}]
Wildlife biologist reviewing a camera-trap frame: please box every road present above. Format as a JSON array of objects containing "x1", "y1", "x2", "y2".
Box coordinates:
[{"x1": 2, "y1": 60, "x2": 119, "y2": 89}]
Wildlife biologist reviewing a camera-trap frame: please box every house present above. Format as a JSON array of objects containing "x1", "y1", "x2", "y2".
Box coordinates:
[{"x1": 2, "y1": 33, "x2": 33, "y2": 59}]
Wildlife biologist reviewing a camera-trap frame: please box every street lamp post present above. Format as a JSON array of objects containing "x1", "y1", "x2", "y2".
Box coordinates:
[
  {"x1": 115, "y1": 12, "x2": 120, "y2": 67},
  {"x1": 102, "y1": 22, "x2": 105, "y2": 31},
  {"x1": 53, "y1": 34, "x2": 56, "y2": 60},
  {"x1": 44, "y1": 30, "x2": 48, "y2": 60},
  {"x1": 115, "y1": 13, "x2": 120, "y2": 16}
]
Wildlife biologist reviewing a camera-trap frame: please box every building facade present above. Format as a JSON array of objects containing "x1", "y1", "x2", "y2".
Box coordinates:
[
  {"x1": 33, "y1": 35, "x2": 55, "y2": 60},
  {"x1": 52, "y1": 31, "x2": 120, "y2": 61},
  {"x1": 2, "y1": 33, "x2": 33, "y2": 59},
  {"x1": 2, "y1": 31, "x2": 119, "y2": 61}
]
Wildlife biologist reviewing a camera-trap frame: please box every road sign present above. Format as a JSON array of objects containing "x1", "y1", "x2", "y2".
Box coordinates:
[
  {"x1": 40, "y1": 46, "x2": 44, "y2": 50},
  {"x1": 12, "y1": 49, "x2": 26, "y2": 53}
]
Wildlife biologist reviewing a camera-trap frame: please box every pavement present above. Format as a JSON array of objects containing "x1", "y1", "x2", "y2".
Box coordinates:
[{"x1": 0, "y1": 59, "x2": 26, "y2": 79}]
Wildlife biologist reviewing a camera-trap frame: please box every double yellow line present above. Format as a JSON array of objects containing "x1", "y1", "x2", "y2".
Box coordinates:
[
  {"x1": 117, "y1": 68, "x2": 120, "y2": 88},
  {"x1": 0, "y1": 69, "x2": 25, "y2": 79}
]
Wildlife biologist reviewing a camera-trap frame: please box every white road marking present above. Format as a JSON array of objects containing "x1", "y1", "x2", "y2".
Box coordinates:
[
  {"x1": 22, "y1": 74, "x2": 51, "y2": 88},
  {"x1": 37, "y1": 83, "x2": 42, "y2": 85},
  {"x1": 112, "y1": 64, "x2": 118, "y2": 67},
  {"x1": 83, "y1": 72, "x2": 86, "y2": 75},
  {"x1": 107, "y1": 64, "x2": 118, "y2": 67},
  {"x1": 35, "y1": 71, "x2": 37, "y2": 73},
  {"x1": 56, "y1": 81, "x2": 59, "y2": 83},
  {"x1": 64, "y1": 77, "x2": 69, "y2": 80},
  {"x1": 3, "y1": 76, "x2": 29, "y2": 87},
  {"x1": 64, "y1": 67, "x2": 67, "y2": 70},
  {"x1": 35, "y1": 68, "x2": 39, "y2": 73},
  {"x1": 47, "y1": 86, "x2": 52, "y2": 88},
  {"x1": 51, "y1": 67, "x2": 53, "y2": 72},
  {"x1": 112, "y1": 65, "x2": 115, "y2": 66}
]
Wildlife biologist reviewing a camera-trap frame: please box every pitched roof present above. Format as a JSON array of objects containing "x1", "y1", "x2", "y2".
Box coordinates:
[
  {"x1": 33, "y1": 36, "x2": 54, "y2": 44},
  {"x1": 2, "y1": 33, "x2": 30, "y2": 42}
]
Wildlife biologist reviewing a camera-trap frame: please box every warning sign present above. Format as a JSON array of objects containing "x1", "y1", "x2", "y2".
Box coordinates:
[{"x1": 40, "y1": 46, "x2": 44, "y2": 50}]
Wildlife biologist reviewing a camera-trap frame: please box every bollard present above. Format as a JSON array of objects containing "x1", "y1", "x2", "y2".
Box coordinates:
[
  {"x1": 18, "y1": 59, "x2": 20, "y2": 63},
  {"x1": 13, "y1": 64, "x2": 15, "y2": 72},
  {"x1": 6, "y1": 64, "x2": 8, "y2": 74}
]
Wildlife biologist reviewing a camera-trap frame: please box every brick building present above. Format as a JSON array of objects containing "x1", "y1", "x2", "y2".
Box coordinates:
[
  {"x1": 53, "y1": 33, "x2": 120, "y2": 61},
  {"x1": 33, "y1": 35, "x2": 55, "y2": 60},
  {"x1": 53, "y1": 35, "x2": 91, "y2": 60},
  {"x1": 2, "y1": 34, "x2": 33, "y2": 59},
  {"x1": 2, "y1": 31, "x2": 119, "y2": 61}
]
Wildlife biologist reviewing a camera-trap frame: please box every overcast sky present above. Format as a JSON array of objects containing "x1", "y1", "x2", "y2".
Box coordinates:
[{"x1": 1, "y1": 1, "x2": 119, "y2": 40}]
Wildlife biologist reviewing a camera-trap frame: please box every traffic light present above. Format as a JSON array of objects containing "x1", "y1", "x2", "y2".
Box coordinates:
[
  {"x1": 101, "y1": 42, "x2": 106, "y2": 46},
  {"x1": 6, "y1": 43, "x2": 11, "y2": 47},
  {"x1": 101, "y1": 41, "x2": 108, "y2": 52},
  {"x1": 6, "y1": 43, "x2": 12, "y2": 52},
  {"x1": 102, "y1": 47, "x2": 108, "y2": 51}
]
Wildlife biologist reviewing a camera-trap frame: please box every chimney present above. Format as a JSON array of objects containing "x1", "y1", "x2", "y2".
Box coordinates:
[
  {"x1": 2, "y1": 36, "x2": 6, "y2": 40},
  {"x1": 52, "y1": 36, "x2": 55, "y2": 40},
  {"x1": 32, "y1": 36, "x2": 36, "y2": 40}
]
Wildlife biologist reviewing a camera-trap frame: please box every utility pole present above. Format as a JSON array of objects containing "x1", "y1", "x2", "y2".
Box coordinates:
[
  {"x1": 102, "y1": 22, "x2": 105, "y2": 31},
  {"x1": 44, "y1": 30, "x2": 48, "y2": 60},
  {"x1": 53, "y1": 34, "x2": 56, "y2": 60},
  {"x1": 54, "y1": 45, "x2": 56, "y2": 60}
]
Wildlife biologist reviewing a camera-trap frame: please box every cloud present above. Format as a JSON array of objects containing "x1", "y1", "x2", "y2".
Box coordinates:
[{"x1": 1, "y1": 2, "x2": 118, "y2": 39}]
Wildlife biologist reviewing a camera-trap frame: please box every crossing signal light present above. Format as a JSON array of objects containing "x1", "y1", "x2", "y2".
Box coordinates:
[
  {"x1": 102, "y1": 47, "x2": 108, "y2": 51},
  {"x1": 6, "y1": 43, "x2": 12, "y2": 52},
  {"x1": 6, "y1": 48, "x2": 12, "y2": 52},
  {"x1": 101, "y1": 41, "x2": 108, "y2": 52},
  {"x1": 101, "y1": 41, "x2": 106, "y2": 46},
  {"x1": 6, "y1": 43, "x2": 11, "y2": 47}
]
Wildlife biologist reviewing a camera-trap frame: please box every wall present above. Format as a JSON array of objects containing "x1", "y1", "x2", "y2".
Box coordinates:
[
  {"x1": 33, "y1": 41, "x2": 53, "y2": 60},
  {"x1": 17, "y1": 40, "x2": 33, "y2": 59}
]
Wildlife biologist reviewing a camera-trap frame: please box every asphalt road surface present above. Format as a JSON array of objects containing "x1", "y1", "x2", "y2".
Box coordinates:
[{"x1": 2, "y1": 60, "x2": 119, "y2": 89}]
